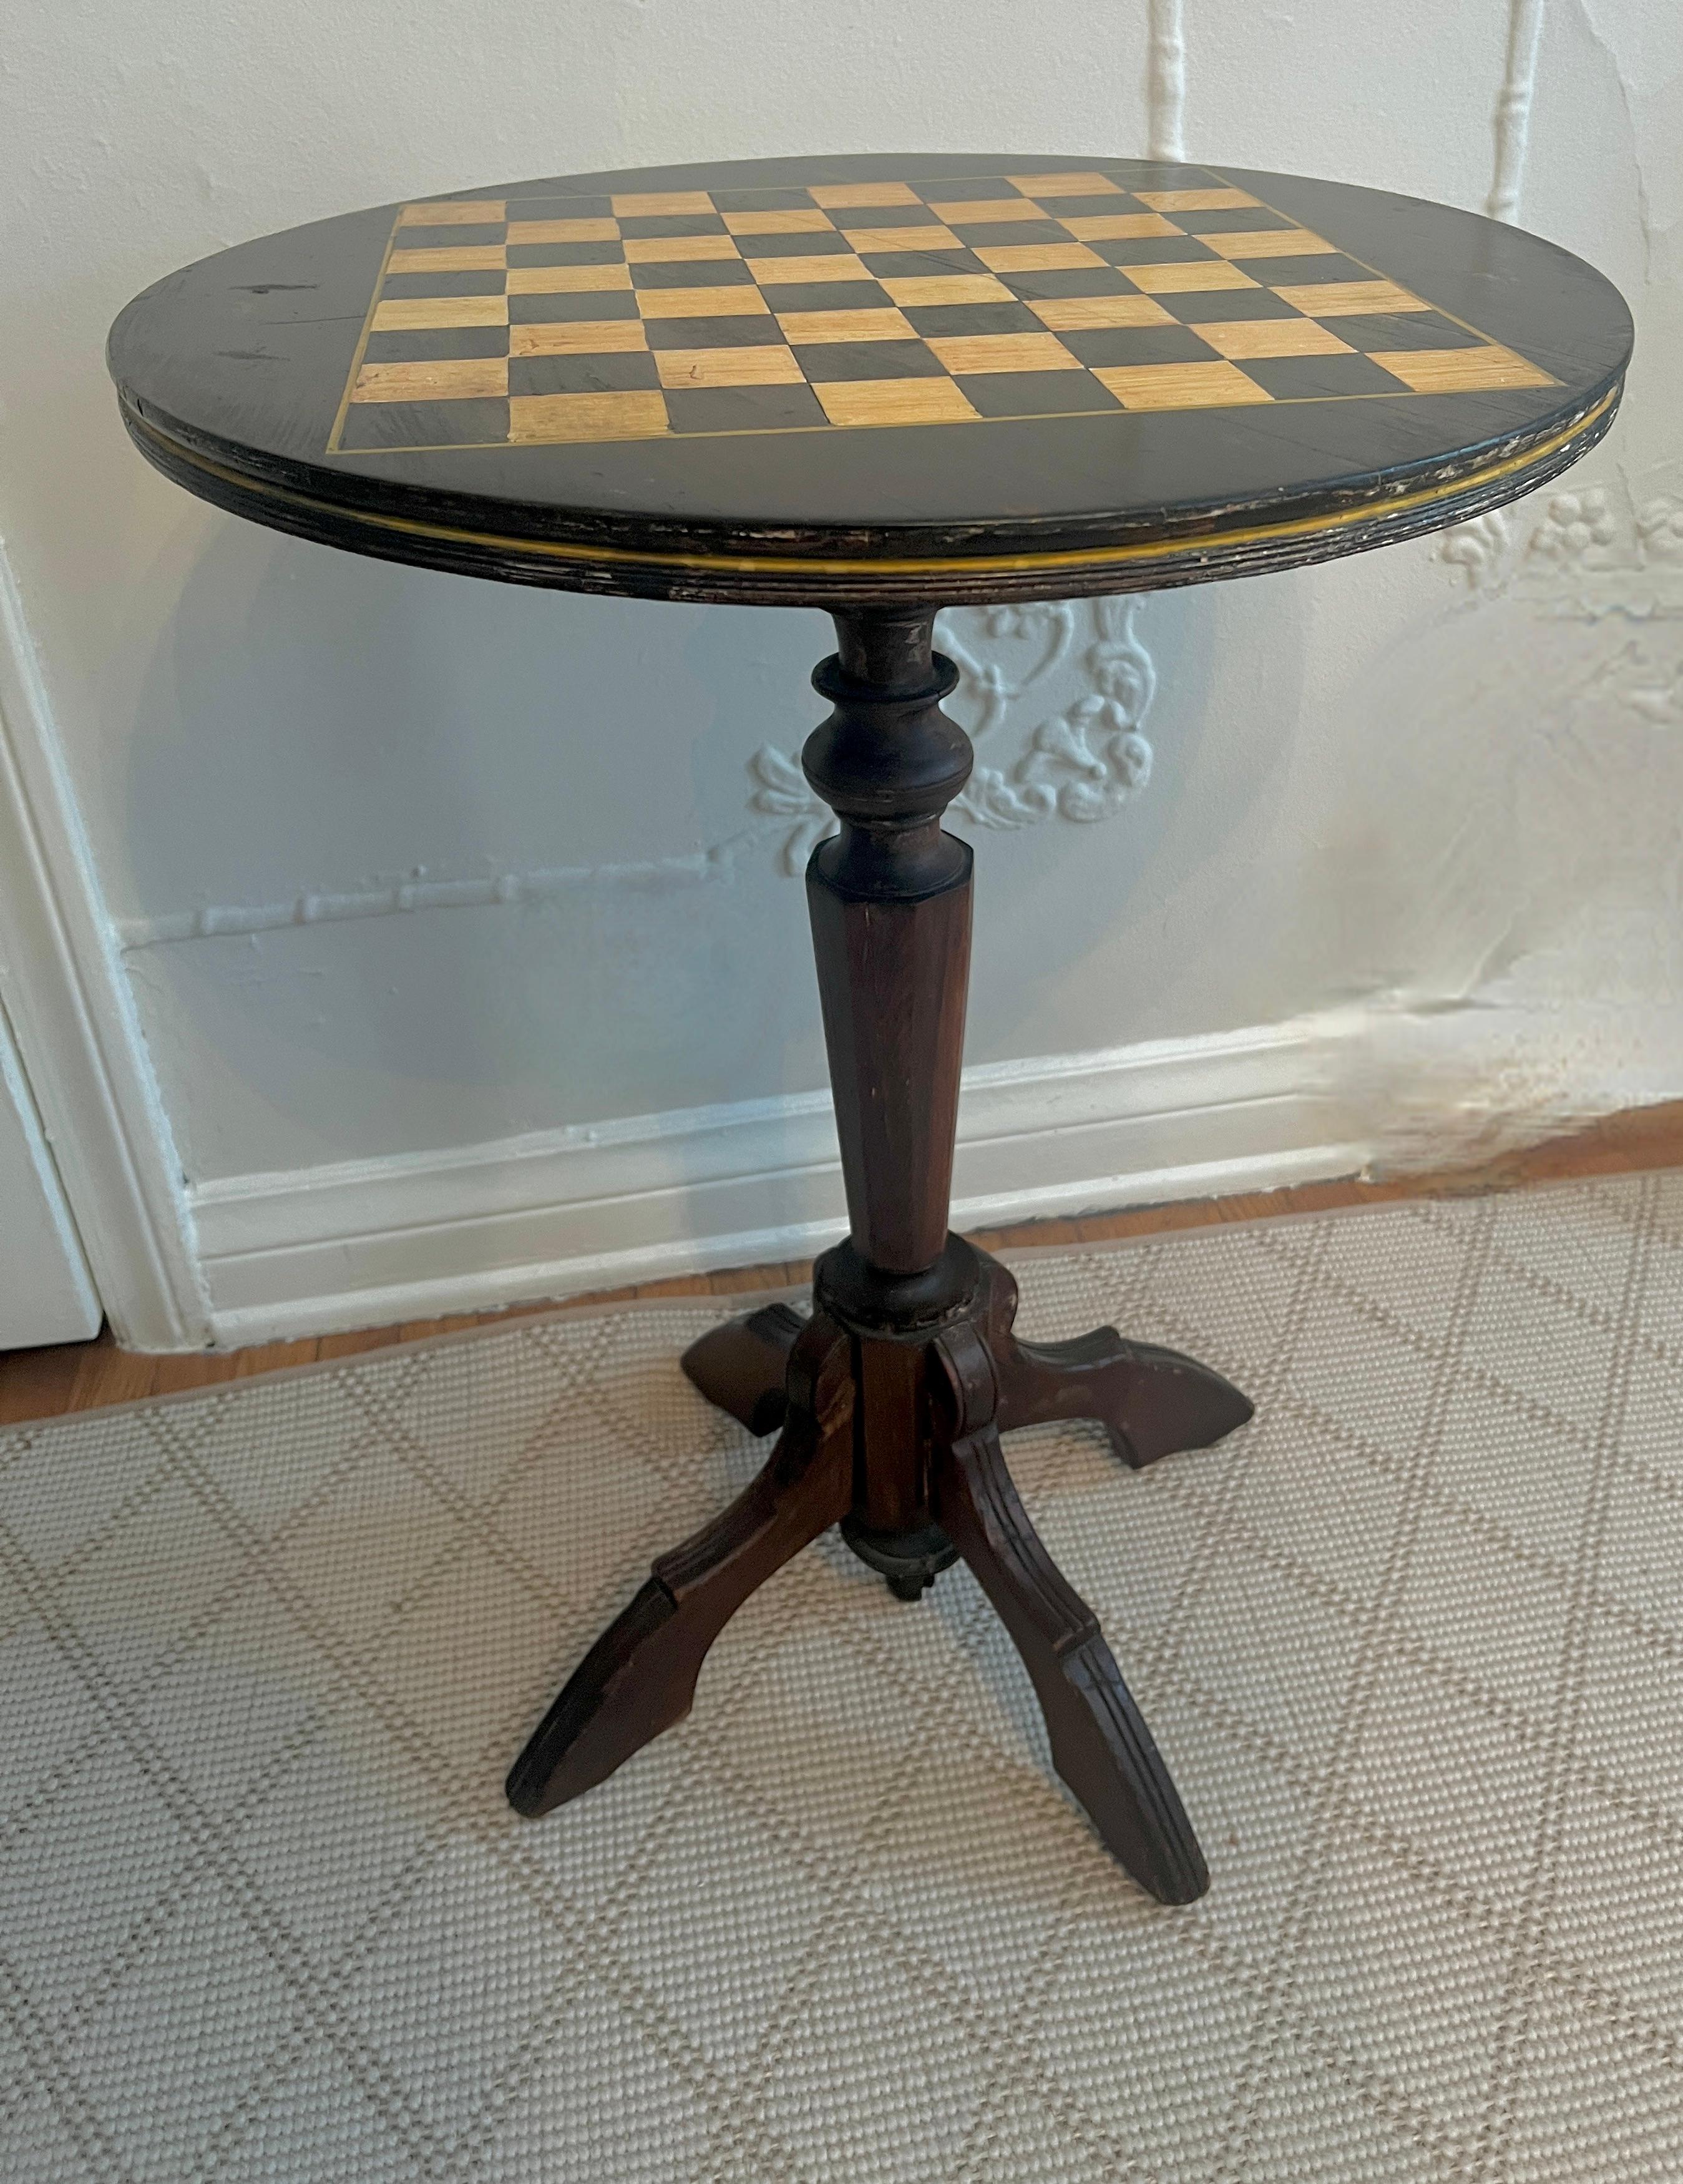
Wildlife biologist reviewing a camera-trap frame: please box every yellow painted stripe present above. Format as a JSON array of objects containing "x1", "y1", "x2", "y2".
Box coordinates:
[{"x1": 132, "y1": 385, "x2": 1616, "y2": 584}]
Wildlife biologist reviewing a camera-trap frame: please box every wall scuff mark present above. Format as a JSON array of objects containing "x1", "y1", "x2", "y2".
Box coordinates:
[{"x1": 1488, "y1": 0, "x2": 1547, "y2": 220}]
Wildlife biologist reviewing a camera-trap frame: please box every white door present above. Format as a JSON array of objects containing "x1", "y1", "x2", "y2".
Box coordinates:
[{"x1": 0, "y1": 990, "x2": 100, "y2": 1348}]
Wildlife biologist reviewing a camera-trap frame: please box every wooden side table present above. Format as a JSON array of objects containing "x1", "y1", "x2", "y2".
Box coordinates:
[{"x1": 110, "y1": 152, "x2": 1631, "y2": 1899}]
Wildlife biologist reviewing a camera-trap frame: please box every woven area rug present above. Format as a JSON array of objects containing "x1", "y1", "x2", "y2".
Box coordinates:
[{"x1": 2, "y1": 1177, "x2": 1682, "y2": 2182}]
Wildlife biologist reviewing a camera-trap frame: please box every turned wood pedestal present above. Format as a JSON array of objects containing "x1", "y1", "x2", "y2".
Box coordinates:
[
  {"x1": 111, "y1": 150, "x2": 1629, "y2": 1897},
  {"x1": 505, "y1": 610, "x2": 1253, "y2": 1901}
]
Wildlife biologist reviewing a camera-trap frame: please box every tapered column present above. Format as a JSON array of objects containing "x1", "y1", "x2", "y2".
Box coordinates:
[{"x1": 803, "y1": 610, "x2": 973, "y2": 1288}]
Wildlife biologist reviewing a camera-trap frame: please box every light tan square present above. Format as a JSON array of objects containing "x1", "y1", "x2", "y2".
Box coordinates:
[
  {"x1": 654, "y1": 345, "x2": 805, "y2": 388},
  {"x1": 974, "y1": 243, "x2": 1105, "y2": 272},
  {"x1": 623, "y1": 235, "x2": 741, "y2": 263},
  {"x1": 807, "y1": 182, "x2": 920, "y2": 208},
  {"x1": 1202, "y1": 228, "x2": 1339, "y2": 260},
  {"x1": 1135, "y1": 188, "x2": 1261, "y2": 212},
  {"x1": 1028, "y1": 294, "x2": 1174, "y2": 331},
  {"x1": 505, "y1": 218, "x2": 620, "y2": 245},
  {"x1": 510, "y1": 320, "x2": 648, "y2": 356},
  {"x1": 370, "y1": 295, "x2": 508, "y2": 331},
  {"x1": 744, "y1": 253, "x2": 874, "y2": 285},
  {"x1": 722, "y1": 208, "x2": 836, "y2": 235},
  {"x1": 400, "y1": 200, "x2": 505, "y2": 225},
  {"x1": 879, "y1": 275, "x2": 1017, "y2": 306},
  {"x1": 924, "y1": 332, "x2": 1081, "y2": 375},
  {"x1": 1091, "y1": 360, "x2": 1272, "y2": 409},
  {"x1": 925, "y1": 199, "x2": 1048, "y2": 223},
  {"x1": 1123, "y1": 260, "x2": 1260, "y2": 293},
  {"x1": 1272, "y1": 279, "x2": 1429, "y2": 315},
  {"x1": 1199, "y1": 317, "x2": 1353, "y2": 359},
  {"x1": 635, "y1": 286, "x2": 772, "y2": 319},
  {"x1": 778, "y1": 307, "x2": 916, "y2": 344},
  {"x1": 812, "y1": 378, "x2": 981, "y2": 426},
  {"x1": 836, "y1": 224, "x2": 961, "y2": 253},
  {"x1": 351, "y1": 358, "x2": 507, "y2": 403},
  {"x1": 505, "y1": 263, "x2": 633, "y2": 295},
  {"x1": 509, "y1": 390, "x2": 670, "y2": 441},
  {"x1": 1059, "y1": 213, "x2": 1184, "y2": 241},
  {"x1": 1368, "y1": 344, "x2": 1556, "y2": 392},
  {"x1": 1006, "y1": 172, "x2": 1124, "y2": 196},
  {"x1": 609, "y1": 190, "x2": 715, "y2": 217},
  {"x1": 387, "y1": 245, "x2": 507, "y2": 274}
]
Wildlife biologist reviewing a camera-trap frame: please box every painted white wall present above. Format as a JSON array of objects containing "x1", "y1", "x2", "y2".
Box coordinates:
[
  {"x1": 0, "y1": 1, "x2": 1678, "y2": 1344},
  {"x1": 0, "y1": 994, "x2": 100, "y2": 1349}
]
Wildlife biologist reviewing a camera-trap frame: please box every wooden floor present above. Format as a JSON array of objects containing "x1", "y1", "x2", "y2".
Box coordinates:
[{"x1": 5, "y1": 1099, "x2": 1681, "y2": 1428}]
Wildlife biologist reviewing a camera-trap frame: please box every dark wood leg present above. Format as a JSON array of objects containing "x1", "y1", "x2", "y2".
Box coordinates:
[
  {"x1": 680, "y1": 1302, "x2": 802, "y2": 1436},
  {"x1": 930, "y1": 1322, "x2": 1207, "y2": 1902},
  {"x1": 510, "y1": 608, "x2": 1247, "y2": 1898},
  {"x1": 507, "y1": 1315, "x2": 851, "y2": 1816},
  {"x1": 980, "y1": 1258, "x2": 1252, "y2": 1466}
]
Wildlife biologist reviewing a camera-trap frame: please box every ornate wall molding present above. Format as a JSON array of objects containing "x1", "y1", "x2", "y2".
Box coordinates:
[
  {"x1": 748, "y1": 597, "x2": 1158, "y2": 874},
  {"x1": 120, "y1": 596, "x2": 1163, "y2": 948},
  {"x1": 1489, "y1": 0, "x2": 1547, "y2": 222}
]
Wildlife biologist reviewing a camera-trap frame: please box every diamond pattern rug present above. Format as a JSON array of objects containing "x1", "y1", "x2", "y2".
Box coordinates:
[{"x1": 2, "y1": 1177, "x2": 1681, "y2": 2180}]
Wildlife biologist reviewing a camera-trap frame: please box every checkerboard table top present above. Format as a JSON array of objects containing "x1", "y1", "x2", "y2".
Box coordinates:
[{"x1": 109, "y1": 154, "x2": 1631, "y2": 605}]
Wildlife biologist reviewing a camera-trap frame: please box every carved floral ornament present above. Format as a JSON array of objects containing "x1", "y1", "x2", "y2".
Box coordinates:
[{"x1": 749, "y1": 597, "x2": 1156, "y2": 876}]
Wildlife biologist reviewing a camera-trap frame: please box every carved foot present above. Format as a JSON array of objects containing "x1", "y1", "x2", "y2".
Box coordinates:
[
  {"x1": 982, "y1": 1260, "x2": 1252, "y2": 1467},
  {"x1": 932, "y1": 1323, "x2": 1209, "y2": 1903},
  {"x1": 680, "y1": 1302, "x2": 804, "y2": 1436},
  {"x1": 508, "y1": 1317, "x2": 851, "y2": 1817}
]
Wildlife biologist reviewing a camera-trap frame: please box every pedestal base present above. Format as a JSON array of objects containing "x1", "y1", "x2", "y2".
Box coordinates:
[{"x1": 507, "y1": 1238, "x2": 1251, "y2": 1904}]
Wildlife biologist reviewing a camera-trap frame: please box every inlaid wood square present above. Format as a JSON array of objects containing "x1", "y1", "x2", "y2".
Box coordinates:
[{"x1": 332, "y1": 169, "x2": 1559, "y2": 449}]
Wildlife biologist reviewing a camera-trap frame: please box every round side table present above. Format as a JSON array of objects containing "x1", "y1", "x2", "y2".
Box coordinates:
[{"x1": 110, "y1": 152, "x2": 1631, "y2": 1902}]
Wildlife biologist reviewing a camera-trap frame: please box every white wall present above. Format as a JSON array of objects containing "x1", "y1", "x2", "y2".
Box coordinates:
[{"x1": 1, "y1": 1, "x2": 1679, "y2": 1344}]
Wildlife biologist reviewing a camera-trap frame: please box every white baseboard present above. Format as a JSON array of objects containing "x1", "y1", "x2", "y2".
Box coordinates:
[{"x1": 191, "y1": 1017, "x2": 1370, "y2": 1347}]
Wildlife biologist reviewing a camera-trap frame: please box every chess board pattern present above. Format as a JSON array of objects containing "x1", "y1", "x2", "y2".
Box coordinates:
[{"x1": 330, "y1": 164, "x2": 1558, "y2": 453}]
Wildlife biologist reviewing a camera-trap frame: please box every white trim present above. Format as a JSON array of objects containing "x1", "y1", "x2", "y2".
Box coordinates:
[
  {"x1": 192, "y1": 1018, "x2": 1369, "y2": 1346},
  {"x1": 0, "y1": 989, "x2": 101, "y2": 1348},
  {"x1": 0, "y1": 547, "x2": 210, "y2": 1349}
]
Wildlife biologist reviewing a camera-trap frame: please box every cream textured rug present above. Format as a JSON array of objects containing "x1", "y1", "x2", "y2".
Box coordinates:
[{"x1": 2, "y1": 1177, "x2": 1682, "y2": 2182}]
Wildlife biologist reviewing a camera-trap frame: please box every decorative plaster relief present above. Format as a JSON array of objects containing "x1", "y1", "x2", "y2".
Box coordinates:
[
  {"x1": 120, "y1": 595, "x2": 1160, "y2": 948},
  {"x1": 748, "y1": 597, "x2": 1157, "y2": 874}
]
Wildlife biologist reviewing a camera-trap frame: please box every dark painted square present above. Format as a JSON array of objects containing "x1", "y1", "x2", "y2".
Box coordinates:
[
  {"x1": 507, "y1": 288, "x2": 640, "y2": 323},
  {"x1": 758, "y1": 282, "x2": 892, "y2": 314},
  {"x1": 509, "y1": 352, "x2": 661, "y2": 396},
  {"x1": 912, "y1": 176, "x2": 1026, "y2": 203},
  {"x1": 948, "y1": 221, "x2": 1070, "y2": 248},
  {"x1": 857, "y1": 247, "x2": 988, "y2": 280},
  {"x1": 338, "y1": 398, "x2": 508, "y2": 449},
  {"x1": 1092, "y1": 235, "x2": 1220, "y2": 267},
  {"x1": 734, "y1": 229, "x2": 853, "y2": 258},
  {"x1": 794, "y1": 340, "x2": 945, "y2": 381},
  {"x1": 1237, "y1": 352, "x2": 1415, "y2": 399},
  {"x1": 1334, "y1": 310, "x2": 1485, "y2": 351},
  {"x1": 394, "y1": 223, "x2": 507, "y2": 250},
  {"x1": 831, "y1": 202, "x2": 952, "y2": 229},
  {"x1": 1033, "y1": 193, "x2": 1147, "y2": 220},
  {"x1": 1060, "y1": 324, "x2": 1222, "y2": 367},
  {"x1": 643, "y1": 314, "x2": 786, "y2": 349},
  {"x1": 711, "y1": 187, "x2": 824, "y2": 212},
  {"x1": 900, "y1": 301, "x2": 1043, "y2": 337},
  {"x1": 630, "y1": 258, "x2": 756, "y2": 289},
  {"x1": 663, "y1": 383, "x2": 829, "y2": 433},
  {"x1": 1173, "y1": 207, "x2": 1297, "y2": 234},
  {"x1": 999, "y1": 266, "x2": 1139, "y2": 301},
  {"x1": 952, "y1": 371, "x2": 1124, "y2": 417},
  {"x1": 380, "y1": 269, "x2": 505, "y2": 298},
  {"x1": 363, "y1": 325, "x2": 510, "y2": 363},
  {"x1": 507, "y1": 240, "x2": 625, "y2": 268},
  {"x1": 1108, "y1": 161, "x2": 1221, "y2": 190},
  {"x1": 1247, "y1": 253, "x2": 1370, "y2": 283},
  {"x1": 502, "y1": 192, "x2": 612, "y2": 218},
  {"x1": 617, "y1": 213, "x2": 728, "y2": 238},
  {"x1": 1158, "y1": 286, "x2": 1304, "y2": 322}
]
